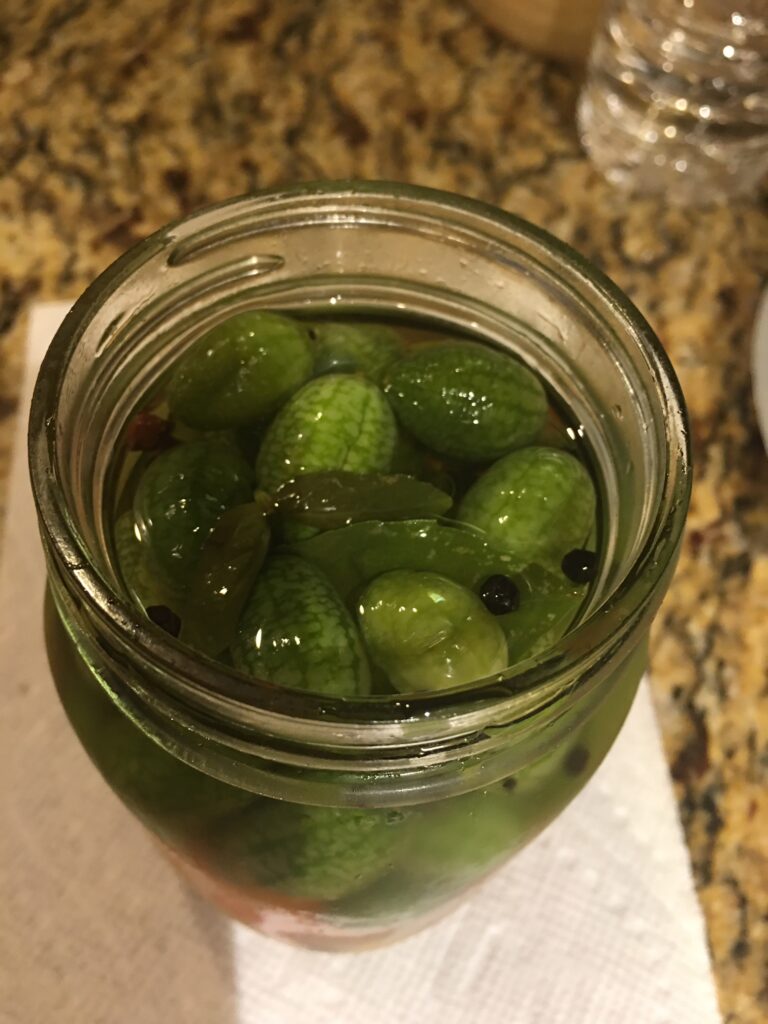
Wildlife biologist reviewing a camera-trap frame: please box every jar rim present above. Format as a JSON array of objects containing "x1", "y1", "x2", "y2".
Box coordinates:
[{"x1": 28, "y1": 180, "x2": 691, "y2": 751}]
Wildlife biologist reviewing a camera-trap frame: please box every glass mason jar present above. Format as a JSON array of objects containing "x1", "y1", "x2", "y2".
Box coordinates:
[{"x1": 29, "y1": 182, "x2": 690, "y2": 951}]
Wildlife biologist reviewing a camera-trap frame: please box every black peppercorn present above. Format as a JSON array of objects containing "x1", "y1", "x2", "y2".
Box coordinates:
[
  {"x1": 561, "y1": 549, "x2": 598, "y2": 584},
  {"x1": 125, "y1": 411, "x2": 175, "y2": 452},
  {"x1": 479, "y1": 574, "x2": 521, "y2": 615},
  {"x1": 563, "y1": 745, "x2": 590, "y2": 776}
]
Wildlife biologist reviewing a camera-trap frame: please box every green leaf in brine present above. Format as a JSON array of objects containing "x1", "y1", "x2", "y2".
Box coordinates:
[
  {"x1": 290, "y1": 518, "x2": 521, "y2": 605},
  {"x1": 274, "y1": 471, "x2": 453, "y2": 529},
  {"x1": 179, "y1": 496, "x2": 273, "y2": 657},
  {"x1": 497, "y1": 564, "x2": 587, "y2": 666}
]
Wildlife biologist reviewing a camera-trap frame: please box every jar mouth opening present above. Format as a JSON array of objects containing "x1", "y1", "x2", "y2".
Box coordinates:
[{"x1": 28, "y1": 181, "x2": 691, "y2": 744}]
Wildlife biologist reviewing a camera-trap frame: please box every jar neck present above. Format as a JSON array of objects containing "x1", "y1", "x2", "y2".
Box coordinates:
[
  {"x1": 30, "y1": 182, "x2": 690, "y2": 791},
  {"x1": 48, "y1": 555, "x2": 652, "y2": 803}
]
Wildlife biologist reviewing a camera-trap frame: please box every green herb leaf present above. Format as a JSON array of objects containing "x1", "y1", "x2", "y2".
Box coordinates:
[
  {"x1": 179, "y1": 499, "x2": 272, "y2": 656},
  {"x1": 274, "y1": 471, "x2": 452, "y2": 529},
  {"x1": 291, "y1": 518, "x2": 520, "y2": 604}
]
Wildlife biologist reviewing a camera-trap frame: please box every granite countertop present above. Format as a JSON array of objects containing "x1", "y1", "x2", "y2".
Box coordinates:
[{"x1": 2, "y1": 1, "x2": 766, "y2": 1019}]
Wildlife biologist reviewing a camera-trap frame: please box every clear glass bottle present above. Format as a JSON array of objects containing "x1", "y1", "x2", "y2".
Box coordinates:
[
  {"x1": 29, "y1": 183, "x2": 690, "y2": 950},
  {"x1": 578, "y1": 0, "x2": 768, "y2": 202}
]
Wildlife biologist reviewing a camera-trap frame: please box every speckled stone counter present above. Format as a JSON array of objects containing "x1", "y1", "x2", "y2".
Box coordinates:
[{"x1": 1, "y1": 1, "x2": 766, "y2": 1019}]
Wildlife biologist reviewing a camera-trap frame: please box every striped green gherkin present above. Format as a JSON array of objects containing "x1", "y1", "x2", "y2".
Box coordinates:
[
  {"x1": 232, "y1": 554, "x2": 371, "y2": 696},
  {"x1": 256, "y1": 374, "x2": 397, "y2": 493},
  {"x1": 458, "y1": 446, "x2": 596, "y2": 568},
  {"x1": 382, "y1": 341, "x2": 547, "y2": 461}
]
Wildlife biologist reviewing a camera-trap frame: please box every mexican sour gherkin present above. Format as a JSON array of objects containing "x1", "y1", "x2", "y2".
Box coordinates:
[
  {"x1": 458, "y1": 446, "x2": 597, "y2": 569},
  {"x1": 168, "y1": 311, "x2": 314, "y2": 429},
  {"x1": 232, "y1": 554, "x2": 371, "y2": 697},
  {"x1": 382, "y1": 341, "x2": 547, "y2": 462},
  {"x1": 357, "y1": 570, "x2": 508, "y2": 692},
  {"x1": 256, "y1": 374, "x2": 398, "y2": 493}
]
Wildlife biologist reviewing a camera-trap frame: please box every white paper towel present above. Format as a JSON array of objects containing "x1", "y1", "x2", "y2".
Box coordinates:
[{"x1": 0, "y1": 303, "x2": 722, "y2": 1024}]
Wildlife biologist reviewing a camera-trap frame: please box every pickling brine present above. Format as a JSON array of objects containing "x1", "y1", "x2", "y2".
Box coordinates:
[{"x1": 111, "y1": 313, "x2": 601, "y2": 690}]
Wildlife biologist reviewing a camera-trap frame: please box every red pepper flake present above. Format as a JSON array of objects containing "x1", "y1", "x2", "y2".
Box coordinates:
[
  {"x1": 159, "y1": 841, "x2": 325, "y2": 929},
  {"x1": 125, "y1": 411, "x2": 174, "y2": 451}
]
